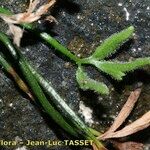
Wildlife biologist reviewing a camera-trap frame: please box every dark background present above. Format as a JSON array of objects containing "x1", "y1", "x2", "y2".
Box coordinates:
[{"x1": 0, "y1": 0, "x2": 150, "y2": 150}]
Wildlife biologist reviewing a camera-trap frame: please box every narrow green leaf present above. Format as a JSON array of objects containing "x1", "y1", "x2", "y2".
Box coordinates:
[
  {"x1": 0, "y1": 6, "x2": 80, "y2": 64},
  {"x1": 76, "y1": 66, "x2": 109, "y2": 95},
  {"x1": 40, "y1": 33, "x2": 81, "y2": 63},
  {"x1": 28, "y1": 64, "x2": 97, "y2": 137},
  {"x1": 104, "y1": 58, "x2": 150, "y2": 72},
  {"x1": 0, "y1": 32, "x2": 105, "y2": 148},
  {"x1": 91, "y1": 26, "x2": 134, "y2": 60},
  {"x1": 0, "y1": 32, "x2": 79, "y2": 137},
  {"x1": 0, "y1": 7, "x2": 12, "y2": 15},
  {"x1": 0, "y1": 53, "x2": 33, "y2": 100},
  {"x1": 92, "y1": 58, "x2": 150, "y2": 80}
]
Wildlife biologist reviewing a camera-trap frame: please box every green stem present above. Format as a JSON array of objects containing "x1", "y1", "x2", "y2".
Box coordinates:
[
  {"x1": 0, "y1": 31, "x2": 105, "y2": 149},
  {"x1": 40, "y1": 32, "x2": 81, "y2": 63},
  {"x1": 0, "y1": 33, "x2": 78, "y2": 138},
  {"x1": 28, "y1": 63, "x2": 104, "y2": 146},
  {"x1": 79, "y1": 57, "x2": 93, "y2": 64},
  {"x1": 0, "y1": 7, "x2": 106, "y2": 148},
  {"x1": 89, "y1": 128, "x2": 101, "y2": 137},
  {"x1": 20, "y1": 57, "x2": 78, "y2": 136},
  {"x1": 0, "y1": 52, "x2": 101, "y2": 143},
  {"x1": 0, "y1": 7, "x2": 80, "y2": 63}
]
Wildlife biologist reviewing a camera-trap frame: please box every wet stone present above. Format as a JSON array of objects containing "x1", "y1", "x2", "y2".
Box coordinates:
[{"x1": 0, "y1": 0, "x2": 150, "y2": 150}]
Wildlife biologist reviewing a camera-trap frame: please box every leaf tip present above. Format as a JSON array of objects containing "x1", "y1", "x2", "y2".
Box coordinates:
[{"x1": 128, "y1": 26, "x2": 134, "y2": 32}]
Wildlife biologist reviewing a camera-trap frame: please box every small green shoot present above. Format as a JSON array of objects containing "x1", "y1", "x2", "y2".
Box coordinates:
[
  {"x1": 76, "y1": 65, "x2": 109, "y2": 94},
  {"x1": 0, "y1": 32, "x2": 104, "y2": 150},
  {"x1": 90, "y1": 26, "x2": 134, "y2": 60},
  {"x1": 77, "y1": 26, "x2": 150, "y2": 92}
]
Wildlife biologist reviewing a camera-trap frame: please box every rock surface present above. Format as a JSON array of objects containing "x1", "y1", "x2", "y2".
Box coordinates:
[{"x1": 0, "y1": 0, "x2": 150, "y2": 150}]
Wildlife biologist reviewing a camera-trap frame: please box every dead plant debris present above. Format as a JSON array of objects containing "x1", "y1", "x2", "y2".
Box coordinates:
[
  {"x1": 112, "y1": 141, "x2": 144, "y2": 150},
  {"x1": 97, "y1": 88, "x2": 150, "y2": 149},
  {"x1": 0, "y1": 0, "x2": 56, "y2": 46}
]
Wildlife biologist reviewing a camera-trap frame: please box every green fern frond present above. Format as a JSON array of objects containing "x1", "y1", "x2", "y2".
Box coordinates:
[{"x1": 76, "y1": 66, "x2": 109, "y2": 94}]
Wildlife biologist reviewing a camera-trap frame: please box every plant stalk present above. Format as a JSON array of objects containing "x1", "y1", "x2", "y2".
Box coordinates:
[
  {"x1": 0, "y1": 33, "x2": 78, "y2": 137},
  {"x1": 0, "y1": 52, "x2": 33, "y2": 100},
  {"x1": 0, "y1": 32, "x2": 105, "y2": 149}
]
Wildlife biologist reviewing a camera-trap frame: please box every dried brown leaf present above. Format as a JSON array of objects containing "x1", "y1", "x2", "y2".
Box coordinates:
[
  {"x1": 0, "y1": 0, "x2": 56, "y2": 23},
  {"x1": 102, "y1": 111, "x2": 150, "y2": 139},
  {"x1": 8, "y1": 24, "x2": 24, "y2": 47},
  {"x1": 27, "y1": 0, "x2": 40, "y2": 13},
  {"x1": 0, "y1": 0, "x2": 56, "y2": 46},
  {"x1": 92, "y1": 143, "x2": 108, "y2": 150},
  {"x1": 98, "y1": 88, "x2": 142, "y2": 140},
  {"x1": 108, "y1": 88, "x2": 141, "y2": 132},
  {"x1": 113, "y1": 141, "x2": 144, "y2": 150},
  {"x1": 98, "y1": 88, "x2": 150, "y2": 140},
  {"x1": 36, "y1": 0, "x2": 56, "y2": 16},
  {"x1": 9, "y1": 67, "x2": 34, "y2": 100},
  {"x1": 45, "y1": 15, "x2": 58, "y2": 24}
]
